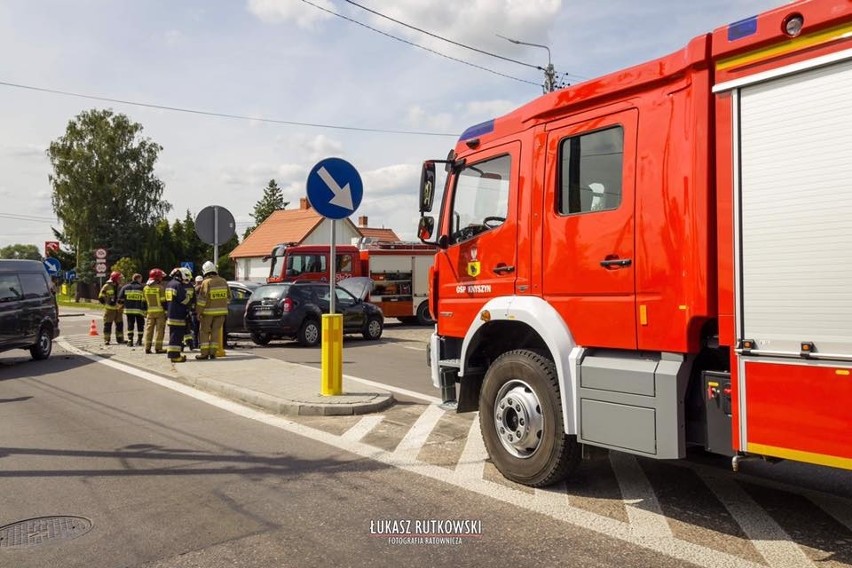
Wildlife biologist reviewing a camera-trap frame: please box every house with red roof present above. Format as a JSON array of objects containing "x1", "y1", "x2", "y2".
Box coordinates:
[{"x1": 229, "y1": 198, "x2": 400, "y2": 281}]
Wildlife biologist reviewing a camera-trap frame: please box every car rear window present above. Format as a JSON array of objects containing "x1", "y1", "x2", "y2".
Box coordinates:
[
  {"x1": 19, "y1": 272, "x2": 50, "y2": 299},
  {"x1": 252, "y1": 285, "x2": 290, "y2": 299}
]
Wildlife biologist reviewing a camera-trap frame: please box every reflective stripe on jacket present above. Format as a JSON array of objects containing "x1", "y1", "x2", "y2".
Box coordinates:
[
  {"x1": 143, "y1": 282, "x2": 166, "y2": 315},
  {"x1": 118, "y1": 281, "x2": 147, "y2": 316},
  {"x1": 99, "y1": 282, "x2": 121, "y2": 311},
  {"x1": 165, "y1": 280, "x2": 194, "y2": 326},
  {"x1": 196, "y1": 275, "x2": 231, "y2": 316}
]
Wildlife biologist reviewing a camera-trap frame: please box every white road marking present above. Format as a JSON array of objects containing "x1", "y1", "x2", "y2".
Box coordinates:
[
  {"x1": 392, "y1": 403, "x2": 446, "y2": 462},
  {"x1": 341, "y1": 415, "x2": 385, "y2": 443},
  {"x1": 700, "y1": 473, "x2": 816, "y2": 568},
  {"x1": 343, "y1": 373, "x2": 442, "y2": 404},
  {"x1": 807, "y1": 492, "x2": 852, "y2": 533},
  {"x1": 610, "y1": 452, "x2": 674, "y2": 538},
  {"x1": 57, "y1": 338, "x2": 815, "y2": 568},
  {"x1": 453, "y1": 418, "x2": 487, "y2": 484}
]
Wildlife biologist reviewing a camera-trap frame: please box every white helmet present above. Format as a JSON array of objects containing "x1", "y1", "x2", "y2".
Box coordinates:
[
  {"x1": 202, "y1": 260, "x2": 216, "y2": 275},
  {"x1": 178, "y1": 267, "x2": 192, "y2": 284}
]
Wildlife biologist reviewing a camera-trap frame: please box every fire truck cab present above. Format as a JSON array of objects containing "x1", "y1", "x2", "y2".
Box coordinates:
[{"x1": 419, "y1": 0, "x2": 852, "y2": 487}]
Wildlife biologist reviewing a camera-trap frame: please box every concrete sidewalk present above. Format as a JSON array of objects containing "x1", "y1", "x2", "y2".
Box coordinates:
[{"x1": 60, "y1": 333, "x2": 394, "y2": 416}]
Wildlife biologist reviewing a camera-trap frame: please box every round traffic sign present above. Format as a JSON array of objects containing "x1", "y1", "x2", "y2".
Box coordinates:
[
  {"x1": 95, "y1": 248, "x2": 107, "y2": 260},
  {"x1": 306, "y1": 157, "x2": 363, "y2": 220},
  {"x1": 195, "y1": 206, "x2": 236, "y2": 245}
]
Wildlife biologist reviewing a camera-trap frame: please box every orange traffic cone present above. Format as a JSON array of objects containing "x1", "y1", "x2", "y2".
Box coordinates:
[{"x1": 89, "y1": 320, "x2": 99, "y2": 336}]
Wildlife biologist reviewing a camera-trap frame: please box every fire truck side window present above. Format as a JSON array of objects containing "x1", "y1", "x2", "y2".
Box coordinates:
[
  {"x1": 558, "y1": 126, "x2": 623, "y2": 215},
  {"x1": 287, "y1": 254, "x2": 327, "y2": 276},
  {"x1": 449, "y1": 154, "x2": 512, "y2": 244}
]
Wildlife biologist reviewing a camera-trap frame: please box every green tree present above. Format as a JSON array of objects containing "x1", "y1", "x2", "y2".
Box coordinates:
[
  {"x1": 245, "y1": 179, "x2": 288, "y2": 236},
  {"x1": 111, "y1": 257, "x2": 139, "y2": 281},
  {"x1": 46, "y1": 109, "x2": 172, "y2": 271},
  {"x1": 0, "y1": 243, "x2": 41, "y2": 260}
]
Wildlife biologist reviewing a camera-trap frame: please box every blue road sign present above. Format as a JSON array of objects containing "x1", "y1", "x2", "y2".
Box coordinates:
[
  {"x1": 306, "y1": 158, "x2": 363, "y2": 220},
  {"x1": 43, "y1": 257, "x2": 61, "y2": 276},
  {"x1": 180, "y1": 261, "x2": 195, "y2": 274},
  {"x1": 65, "y1": 269, "x2": 77, "y2": 282}
]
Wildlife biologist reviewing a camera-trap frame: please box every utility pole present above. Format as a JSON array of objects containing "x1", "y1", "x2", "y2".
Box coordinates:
[{"x1": 498, "y1": 35, "x2": 556, "y2": 93}]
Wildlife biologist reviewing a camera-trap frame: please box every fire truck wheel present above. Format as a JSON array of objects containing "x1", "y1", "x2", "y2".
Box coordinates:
[
  {"x1": 479, "y1": 349, "x2": 580, "y2": 487},
  {"x1": 297, "y1": 319, "x2": 321, "y2": 347},
  {"x1": 415, "y1": 301, "x2": 435, "y2": 326}
]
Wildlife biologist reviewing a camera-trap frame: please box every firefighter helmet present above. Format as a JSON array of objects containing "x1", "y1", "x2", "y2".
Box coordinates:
[
  {"x1": 178, "y1": 267, "x2": 193, "y2": 284},
  {"x1": 108, "y1": 271, "x2": 122, "y2": 283},
  {"x1": 149, "y1": 268, "x2": 166, "y2": 282},
  {"x1": 202, "y1": 260, "x2": 216, "y2": 276}
]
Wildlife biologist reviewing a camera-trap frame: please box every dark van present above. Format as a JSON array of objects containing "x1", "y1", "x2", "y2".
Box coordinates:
[{"x1": 0, "y1": 260, "x2": 60, "y2": 360}]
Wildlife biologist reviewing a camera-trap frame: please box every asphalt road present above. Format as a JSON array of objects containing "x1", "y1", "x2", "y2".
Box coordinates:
[
  {"x1": 1, "y1": 344, "x2": 689, "y2": 568},
  {"x1": 2, "y1": 308, "x2": 849, "y2": 567}
]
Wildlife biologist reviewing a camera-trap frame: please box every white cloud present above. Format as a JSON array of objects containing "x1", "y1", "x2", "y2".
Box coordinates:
[{"x1": 247, "y1": 0, "x2": 333, "y2": 28}]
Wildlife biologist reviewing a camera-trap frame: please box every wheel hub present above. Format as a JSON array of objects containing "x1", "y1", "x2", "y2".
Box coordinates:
[{"x1": 493, "y1": 380, "x2": 543, "y2": 459}]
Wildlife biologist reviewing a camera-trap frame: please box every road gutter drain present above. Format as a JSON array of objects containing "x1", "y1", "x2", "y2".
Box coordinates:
[{"x1": 0, "y1": 516, "x2": 93, "y2": 549}]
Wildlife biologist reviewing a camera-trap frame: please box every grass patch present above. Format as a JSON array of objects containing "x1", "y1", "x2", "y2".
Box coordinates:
[{"x1": 57, "y1": 294, "x2": 103, "y2": 311}]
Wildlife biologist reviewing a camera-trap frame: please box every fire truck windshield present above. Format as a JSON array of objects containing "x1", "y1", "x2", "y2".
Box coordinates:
[{"x1": 449, "y1": 154, "x2": 511, "y2": 244}]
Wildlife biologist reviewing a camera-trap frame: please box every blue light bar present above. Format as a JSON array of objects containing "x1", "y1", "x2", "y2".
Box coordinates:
[
  {"x1": 459, "y1": 119, "x2": 495, "y2": 141},
  {"x1": 728, "y1": 16, "x2": 758, "y2": 41}
]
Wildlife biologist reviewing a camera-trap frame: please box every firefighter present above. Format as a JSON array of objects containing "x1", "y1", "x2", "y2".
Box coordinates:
[
  {"x1": 118, "y1": 273, "x2": 146, "y2": 347},
  {"x1": 164, "y1": 267, "x2": 194, "y2": 363},
  {"x1": 143, "y1": 268, "x2": 167, "y2": 354},
  {"x1": 195, "y1": 260, "x2": 231, "y2": 360},
  {"x1": 98, "y1": 271, "x2": 124, "y2": 345}
]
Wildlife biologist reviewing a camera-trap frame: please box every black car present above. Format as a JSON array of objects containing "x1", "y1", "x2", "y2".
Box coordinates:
[
  {"x1": 224, "y1": 280, "x2": 260, "y2": 337},
  {"x1": 0, "y1": 259, "x2": 60, "y2": 360},
  {"x1": 245, "y1": 277, "x2": 383, "y2": 347}
]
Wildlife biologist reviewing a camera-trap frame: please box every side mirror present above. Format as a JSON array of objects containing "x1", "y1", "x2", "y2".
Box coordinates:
[
  {"x1": 418, "y1": 216, "x2": 435, "y2": 242},
  {"x1": 419, "y1": 161, "x2": 436, "y2": 213}
]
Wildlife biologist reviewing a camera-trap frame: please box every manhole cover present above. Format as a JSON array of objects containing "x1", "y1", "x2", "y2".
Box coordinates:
[{"x1": 0, "y1": 516, "x2": 93, "y2": 549}]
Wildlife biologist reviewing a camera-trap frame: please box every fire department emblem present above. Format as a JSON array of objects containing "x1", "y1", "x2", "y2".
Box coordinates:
[{"x1": 467, "y1": 245, "x2": 480, "y2": 278}]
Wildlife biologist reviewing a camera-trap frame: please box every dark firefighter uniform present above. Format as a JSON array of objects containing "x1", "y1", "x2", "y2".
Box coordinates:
[
  {"x1": 118, "y1": 274, "x2": 147, "y2": 347},
  {"x1": 164, "y1": 270, "x2": 194, "y2": 363}
]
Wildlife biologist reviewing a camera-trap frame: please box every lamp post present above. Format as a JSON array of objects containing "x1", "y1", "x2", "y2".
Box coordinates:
[{"x1": 498, "y1": 35, "x2": 556, "y2": 93}]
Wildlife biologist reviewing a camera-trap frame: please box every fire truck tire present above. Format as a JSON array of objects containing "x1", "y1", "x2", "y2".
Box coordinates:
[
  {"x1": 297, "y1": 319, "x2": 321, "y2": 347},
  {"x1": 479, "y1": 349, "x2": 580, "y2": 487},
  {"x1": 415, "y1": 301, "x2": 435, "y2": 326}
]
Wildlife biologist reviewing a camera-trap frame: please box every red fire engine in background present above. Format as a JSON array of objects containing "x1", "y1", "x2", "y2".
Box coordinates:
[
  {"x1": 266, "y1": 241, "x2": 436, "y2": 325},
  {"x1": 418, "y1": 0, "x2": 852, "y2": 487}
]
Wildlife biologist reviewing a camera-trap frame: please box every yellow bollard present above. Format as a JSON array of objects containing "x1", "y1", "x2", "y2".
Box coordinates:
[{"x1": 321, "y1": 314, "x2": 343, "y2": 396}]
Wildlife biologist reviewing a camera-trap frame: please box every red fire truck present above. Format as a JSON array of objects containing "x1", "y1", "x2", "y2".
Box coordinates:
[
  {"x1": 266, "y1": 242, "x2": 436, "y2": 324},
  {"x1": 417, "y1": 0, "x2": 852, "y2": 487}
]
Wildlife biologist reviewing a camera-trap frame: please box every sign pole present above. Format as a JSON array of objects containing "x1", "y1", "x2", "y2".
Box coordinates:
[
  {"x1": 321, "y1": 219, "x2": 342, "y2": 395},
  {"x1": 213, "y1": 205, "x2": 219, "y2": 266},
  {"x1": 306, "y1": 157, "x2": 363, "y2": 397}
]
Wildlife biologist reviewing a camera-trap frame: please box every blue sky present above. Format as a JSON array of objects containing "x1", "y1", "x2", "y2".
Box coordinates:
[{"x1": 0, "y1": 0, "x2": 782, "y2": 253}]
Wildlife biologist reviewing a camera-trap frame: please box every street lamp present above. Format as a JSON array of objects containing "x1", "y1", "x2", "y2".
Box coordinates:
[{"x1": 497, "y1": 34, "x2": 556, "y2": 93}]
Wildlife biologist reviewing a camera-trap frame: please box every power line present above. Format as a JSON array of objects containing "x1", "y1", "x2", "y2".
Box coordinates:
[
  {"x1": 0, "y1": 81, "x2": 459, "y2": 138},
  {"x1": 298, "y1": 0, "x2": 540, "y2": 87},
  {"x1": 0, "y1": 212, "x2": 57, "y2": 223},
  {"x1": 341, "y1": 0, "x2": 539, "y2": 69}
]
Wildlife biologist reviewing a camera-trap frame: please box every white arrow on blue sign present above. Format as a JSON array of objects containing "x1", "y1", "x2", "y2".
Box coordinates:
[
  {"x1": 43, "y1": 257, "x2": 61, "y2": 276},
  {"x1": 306, "y1": 158, "x2": 363, "y2": 220}
]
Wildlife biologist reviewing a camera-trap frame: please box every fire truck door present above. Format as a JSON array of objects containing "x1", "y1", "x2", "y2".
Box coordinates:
[
  {"x1": 732, "y1": 57, "x2": 852, "y2": 467},
  {"x1": 435, "y1": 142, "x2": 519, "y2": 338},
  {"x1": 542, "y1": 109, "x2": 638, "y2": 349}
]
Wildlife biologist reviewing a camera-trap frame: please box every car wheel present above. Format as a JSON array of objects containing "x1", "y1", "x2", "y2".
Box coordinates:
[
  {"x1": 362, "y1": 316, "x2": 383, "y2": 340},
  {"x1": 297, "y1": 319, "x2": 321, "y2": 347},
  {"x1": 415, "y1": 301, "x2": 435, "y2": 326},
  {"x1": 479, "y1": 349, "x2": 581, "y2": 487},
  {"x1": 30, "y1": 325, "x2": 53, "y2": 360},
  {"x1": 250, "y1": 332, "x2": 271, "y2": 346}
]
